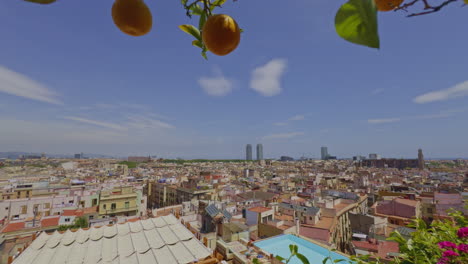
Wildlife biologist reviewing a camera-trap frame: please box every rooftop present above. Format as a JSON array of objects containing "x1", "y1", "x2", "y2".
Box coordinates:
[
  {"x1": 12, "y1": 214, "x2": 212, "y2": 264},
  {"x1": 248, "y1": 206, "x2": 272, "y2": 213}
]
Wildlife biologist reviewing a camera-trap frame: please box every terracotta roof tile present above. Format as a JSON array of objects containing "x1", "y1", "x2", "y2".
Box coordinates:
[
  {"x1": 248, "y1": 207, "x2": 271, "y2": 213},
  {"x1": 41, "y1": 216, "x2": 60, "y2": 227},
  {"x1": 1, "y1": 222, "x2": 25, "y2": 233}
]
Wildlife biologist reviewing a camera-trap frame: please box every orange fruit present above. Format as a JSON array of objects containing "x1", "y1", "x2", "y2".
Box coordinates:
[
  {"x1": 202, "y1": 14, "x2": 241, "y2": 56},
  {"x1": 112, "y1": 0, "x2": 152, "y2": 36},
  {"x1": 374, "y1": 0, "x2": 404, "y2": 12}
]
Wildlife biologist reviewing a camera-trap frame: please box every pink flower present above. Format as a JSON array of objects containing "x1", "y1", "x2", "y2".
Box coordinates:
[
  {"x1": 442, "y1": 250, "x2": 460, "y2": 257},
  {"x1": 457, "y1": 227, "x2": 468, "y2": 238},
  {"x1": 438, "y1": 241, "x2": 457, "y2": 249},
  {"x1": 437, "y1": 257, "x2": 449, "y2": 264},
  {"x1": 457, "y1": 243, "x2": 468, "y2": 253}
]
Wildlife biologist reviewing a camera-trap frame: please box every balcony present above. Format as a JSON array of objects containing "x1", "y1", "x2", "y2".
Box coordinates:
[{"x1": 100, "y1": 206, "x2": 139, "y2": 215}]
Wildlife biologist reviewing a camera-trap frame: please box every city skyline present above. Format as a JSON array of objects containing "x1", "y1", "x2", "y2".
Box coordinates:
[{"x1": 0, "y1": 1, "x2": 467, "y2": 159}]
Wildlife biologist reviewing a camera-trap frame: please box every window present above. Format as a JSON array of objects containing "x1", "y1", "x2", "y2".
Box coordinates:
[
  {"x1": 65, "y1": 218, "x2": 70, "y2": 222},
  {"x1": 427, "y1": 208, "x2": 433, "y2": 214},
  {"x1": 5, "y1": 207, "x2": 8, "y2": 210},
  {"x1": 111, "y1": 203, "x2": 117, "y2": 210},
  {"x1": 69, "y1": 200, "x2": 74, "y2": 204},
  {"x1": 103, "y1": 204, "x2": 107, "y2": 210},
  {"x1": 125, "y1": 201, "x2": 130, "y2": 209},
  {"x1": 20, "y1": 205, "x2": 27, "y2": 214},
  {"x1": 89, "y1": 215, "x2": 94, "y2": 220},
  {"x1": 92, "y1": 199, "x2": 98, "y2": 206},
  {"x1": 44, "y1": 203, "x2": 50, "y2": 209},
  {"x1": 309, "y1": 216, "x2": 313, "y2": 220}
]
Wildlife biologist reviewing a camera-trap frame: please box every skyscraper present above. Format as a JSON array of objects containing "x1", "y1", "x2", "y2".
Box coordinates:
[
  {"x1": 321, "y1": 146, "x2": 328, "y2": 160},
  {"x1": 246, "y1": 144, "x2": 252, "y2": 160},
  {"x1": 256, "y1": 144, "x2": 263, "y2": 160},
  {"x1": 418, "y1": 148, "x2": 424, "y2": 170}
]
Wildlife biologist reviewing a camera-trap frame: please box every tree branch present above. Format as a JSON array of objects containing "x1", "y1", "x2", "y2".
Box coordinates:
[{"x1": 407, "y1": 0, "x2": 459, "y2": 17}]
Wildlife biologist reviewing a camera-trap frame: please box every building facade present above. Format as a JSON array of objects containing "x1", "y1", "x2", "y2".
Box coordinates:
[
  {"x1": 246, "y1": 144, "x2": 252, "y2": 160},
  {"x1": 256, "y1": 144, "x2": 263, "y2": 160},
  {"x1": 321, "y1": 147, "x2": 328, "y2": 160}
]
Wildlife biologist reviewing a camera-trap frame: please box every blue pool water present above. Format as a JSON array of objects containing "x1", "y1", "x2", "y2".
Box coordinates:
[{"x1": 254, "y1": 234, "x2": 351, "y2": 264}]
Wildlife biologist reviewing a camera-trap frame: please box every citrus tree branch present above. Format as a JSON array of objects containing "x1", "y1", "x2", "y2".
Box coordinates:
[{"x1": 395, "y1": 0, "x2": 458, "y2": 17}]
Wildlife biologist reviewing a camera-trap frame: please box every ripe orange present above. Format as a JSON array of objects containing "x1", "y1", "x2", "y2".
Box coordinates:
[
  {"x1": 374, "y1": 0, "x2": 404, "y2": 12},
  {"x1": 202, "y1": 14, "x2": 241, "y2": 56},
  {"x1": 112, "y1": 0, "x2": 152, "y2": 37}
]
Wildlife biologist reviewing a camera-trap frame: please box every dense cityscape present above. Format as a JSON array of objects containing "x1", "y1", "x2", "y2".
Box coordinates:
[
  {"x1": 1, "y1": 1, "x2": 467, "y2": 263},
  {"x1": 0, "y1": 146, "x2": 466, "y2": 264}
]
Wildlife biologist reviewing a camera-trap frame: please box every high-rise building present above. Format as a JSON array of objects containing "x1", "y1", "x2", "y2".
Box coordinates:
[
  {"x1": 418, "y1": 149, "x2": 424, "y2": 170},
  {"x1": 369, "y1": 153, "x2": 381, "y2": 160},
  {"x1": 246, "y1": 144, "x2": 252, "y2": 160},
  {"x1": 256, "y1": 144, "x2": 263, "y2": 160},
  {"x1": 321, "y1": 147, "x2": 328, "y2": 160},
  {"x1": 74, "y1": 153, "x2": 83, "y2": 159}
]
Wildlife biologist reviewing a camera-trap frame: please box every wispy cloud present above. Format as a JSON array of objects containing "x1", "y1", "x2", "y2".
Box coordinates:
[
  {"x1": 289, "y1": 114, "x2": 305, "y2": 121},
  {"x1": 367, "y1": 118, "x2": 401, "y2": 124},
  {"x1": 250, "y1": 59, "x2": 287, "y2": 96},
  {"x1": 371, "y1": 88, "x2": 384, "y2": 95},
  {"x1": 263, "y1": 132, "x2": 304, "y2": 140},
  {"x1": 0, "y1": 65, "x2": 62, "y2": 105},
  {"x1": 413, "y1": 80, "x2": 468, "y2": 104},
  {"x1": 274, "y1": 122, "x2": 288, "y2": 126},
  {"x1": 64, "y1": 116, "x2": 127, "y2": 131},
  {"x1": 368, "y1": 109, "x2": 464, "y2": 124},
  {"x1": 198, "y1": 68, "x2": 233, "y2": 96},
  {"x1": 125, "y1": 115, "x2": 174, "y2": 129}
]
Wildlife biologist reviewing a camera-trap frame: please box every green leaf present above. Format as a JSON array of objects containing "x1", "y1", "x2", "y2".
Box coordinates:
[
  {"x1": 322, "y1": 257, "x2": 330, "y2": 264},
  {"x1": 275, "y1": 255, "x2": 286, "y2": 261},
  {"x1": 181, "y1": 0, "x2": 188, "y2": 6},
  {"x1": 192, "y1": 40, "x2": 203, "y2": 49},
  {"x1": 465, "y1": 0, "x2": 468, "y2": 4},
  {"x1": 334, "y1": 259, "x2": 346, "y2": 263},
  {"x1": 179, "y1": 24, "x2": 201, "y2": 41},
  {"x1": 190, "y1": 4, "x2": 203, "y2": 16},
  {"x1": 335, "y1": 0, "x2": 380, "y2": 49},
  {"x1": 23, "y1": 0, "x2": 56, "y2": 4},
  {"x1": 201, "y1": 50, "x2": 208, "y2": 60},
  {"x1": 199, "y1": 12, "x2": 207, "y2": 30},
  {"x1": 296, "y1": 253, "x2": 310, "y2": 264},
  {"x1": 211, "y1": 0, "x2": 227, "y2": 10},
  {"x1": 289, "y1": 244, "x2": 298, "y2": 254}
]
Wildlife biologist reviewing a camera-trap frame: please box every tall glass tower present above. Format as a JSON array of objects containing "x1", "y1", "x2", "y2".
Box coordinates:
[
  {"x1": 246, "y1": 144, "x2": 253, "y2": 160},
  {"x1": 256, "y1": 144, "x2": 263, "y2": 160},
  {"x1": 321, "y1": 146, "x2": 328, "y2": 160}
]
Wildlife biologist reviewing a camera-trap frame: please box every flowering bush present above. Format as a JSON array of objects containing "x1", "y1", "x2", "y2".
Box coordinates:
[{"x1": 388, "y1": 210, "x2": 468, "y2": 264}]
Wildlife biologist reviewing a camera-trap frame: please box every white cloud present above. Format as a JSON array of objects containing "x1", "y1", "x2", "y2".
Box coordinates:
[
  {"x1": 371, "y1": 88, "x2": 384, "y2": 95},
  {"x1": 198, "y1": 68, "x2": 233, "y2": 96},
  {"x1": 125, "y1": 115, "x2": 174, "y2": 130},
  {"x1": 274, "y1": 122, "x2": 288, "y2": 126},
  {"x1": 263, "y1": 132, "x2": 304, "y2": 140},
  {"x1": 368, "y1": 109, "x2": 461, "y2": 124},
  {"x1": 64, "y1": 116, "x2": 127, "y2": 131},
  {"x1": 367, "y1": 118, "x2": 401, "y2": 124},
  {"x1": 250, "y1": 59, "x2": 287, "y2": 96},
  {"x1": 0, "y1": 65, "x2": 62, "y2": 105},
  {"x1": 289, "y1": 114, "x2": 305, "y2": 121},
  {"x1": 413, "y1": 80, "x2": 468, "y2": 104}
]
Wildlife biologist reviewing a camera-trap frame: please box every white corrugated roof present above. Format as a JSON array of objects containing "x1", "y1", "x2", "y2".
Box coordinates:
[{"x1": 12, "y1": 214, "x2": 212, "y2": 264}]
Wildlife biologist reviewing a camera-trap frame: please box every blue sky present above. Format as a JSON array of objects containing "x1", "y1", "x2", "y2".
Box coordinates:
[{"x1": 0, "y1": 0, "x2": 467, "y2": 159}]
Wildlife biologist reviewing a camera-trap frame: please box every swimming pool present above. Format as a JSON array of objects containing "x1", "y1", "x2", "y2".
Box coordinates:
[{"x1": 254, "y1": 234, "x2": 352, "y2": 264}]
